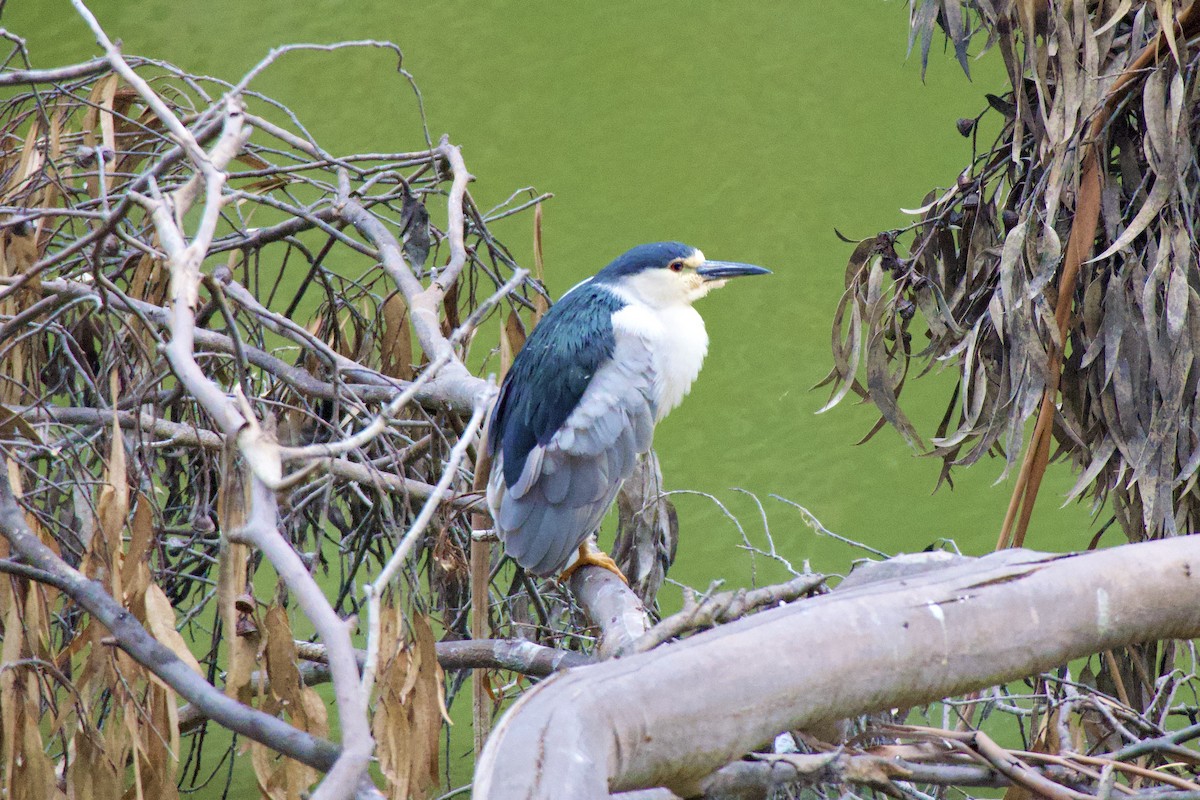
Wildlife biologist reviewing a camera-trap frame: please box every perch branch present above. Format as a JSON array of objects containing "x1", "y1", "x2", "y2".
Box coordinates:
[{"x1": 476, "y1": 539, "x2": 1200, "y2": 797}]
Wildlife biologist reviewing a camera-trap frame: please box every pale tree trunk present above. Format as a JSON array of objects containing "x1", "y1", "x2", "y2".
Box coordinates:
[{"x1": 474, "y1": 536, "x2": 1200, "y2": 798}]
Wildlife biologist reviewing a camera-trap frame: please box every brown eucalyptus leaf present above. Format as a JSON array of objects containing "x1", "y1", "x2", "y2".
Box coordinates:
[
  {"x1": 121, "y1": 492, "x2": 155, "y2": 591},
  {"x1": 18, "y1": 690, "x2": 64, "y2": 800},
  {"x1": 1065, "y1": 438, "x2": 1118, "y2": 504},
  {"x1": 532, "y1": 202, "x2": 550, "y2": 321},
  {"x1": 818, "y1": 298, "x2": 862, "y2": 414},
  {"x1": 1155, "y1": 0, "x2": 1181, "y2": 66},
  {"x1": 381, "y1": 291, "x2": 414, "y2": 380},
  {"x1": 1027, "y1": 222, "x2": 1062, "y2": 295},
  {"x1": 263, "y1": 605, "x2": 303, "y2": 704},
  {"x1": 78, "y1": 73, "x2": 119, "y2": 200},
  {"x1": 940, "y1": 0, "x2": 971, "y2": 76},
  {"x1": 144, "y1": 583, "x2": 204, "y2": 677},
  {"x1": 1093, "y1": 172, "x2": 1174, "y2": 263},
  {"x1": 500, "y1": 309, "x2": 526, "y2": 377},
  {"x1": 908, "y1": 0, "x2": 939, "y2": 78},
  {"x1": 81, "y1": 73, "x2": 117, "y2": 150},
  {"x1": 1166, "y1": 259, "x2": 1189, "y2": 339},
  {"x1": 67, "y1": 726, "x2": 121, "y2": 800},
  {"x1": 1101, "y1": 280, "x2": 1129, "y2": 391},
  {"x1": 93, "y1": 395, "x2": 127, "y2": 596},
  {"x1": 843, "y1": 237, "x2": 879, "y2": 286},
  {"x1": 613, "y1": 450, "x2": 677, "y2": 605},
  {"x1": 251, "y1": 604, "x2": 323, "y2": 798},
  {"x1": 217, "y1": 459, "x2": 256, "y2": 703},
  {"x1": 1142, "y1": 235, "x2": 1173, "y2": 392},
  {"x1": 997, "y1": 220, "x2": 1027, "y2": 311},
  {"x1": 1, "y1": 597, "x2": 24, "y2": 765},
  {"x1": 442, "y1": 277, "x2": 461, "y2": 338},
  {"x1": 140, "y1": 684, "x2": 181, "y2": 800},
  {"x1": 3, "y1": 116, "x2": 39, "y2": 204},
  {"x1": 374, "y1": 605, "x2": 443, "y2": 800}
]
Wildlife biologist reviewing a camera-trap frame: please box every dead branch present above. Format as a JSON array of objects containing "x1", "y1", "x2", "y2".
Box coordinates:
[
  {"x1": 0, "y1": 56, "x2": 110, "y2": 86},
  {"x1": 621, "y1": 572, "x2": 827, "y2": 656}
]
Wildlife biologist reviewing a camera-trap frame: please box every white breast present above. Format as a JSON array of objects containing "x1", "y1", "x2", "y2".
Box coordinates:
[{"x1": 611, "y1": 301, "x2": 709, "y2": 422}]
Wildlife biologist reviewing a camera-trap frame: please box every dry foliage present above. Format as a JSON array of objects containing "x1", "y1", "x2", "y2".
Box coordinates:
[
  {"x1": 828, "y1": 1, "x2": 1200, "y2": 549},
  {"x1": 372, "y1": 605, "x2": 444, "y2": 800},
  {"x1": 820, "y1": 5, "x2": 1200, "y2": 789},
  {"x1": 0, "y1": 27, "x2": 648, "y2": 798},
  {"x1": 2, "y1": 420, "x2": 184, "y2": 800},
  {"x1": 250, "y1": 605, "x2": 328, "y2": 798}
]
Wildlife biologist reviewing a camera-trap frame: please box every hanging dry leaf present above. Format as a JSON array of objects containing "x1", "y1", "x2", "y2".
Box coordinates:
[
  {"x1": 532, "y1": 202, "x2": 550, "y2": 322},
  {"x1": 66, "y1": 725, "x2": 121, "y2": 800},
  {"x1": 373, "y1": 606, "x2": 445, "y2": 800},
  {"x1": 499, "y1": 309, "x2": 526, "y2": 376},
  {"x1": 143, "y1": 583, "x2": 204, "y2": 677},
  {"x1": 250, "y1": 604, "x2": 326, "y2": 799},
  {"x1": 381, "y1": 291, "x2": 414, "y2": 380},
  {"x1": 218, "y1": 454, "x2": 257, "y2": 704}
]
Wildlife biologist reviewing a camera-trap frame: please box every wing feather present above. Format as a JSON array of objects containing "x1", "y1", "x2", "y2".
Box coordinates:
[{"x1": 487, "y1": 317, "x2": 659, "y2": 576}]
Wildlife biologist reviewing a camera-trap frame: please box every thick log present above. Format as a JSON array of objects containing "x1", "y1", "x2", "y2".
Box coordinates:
[{"x1": 474, "y1": 538, "x2": 1200, "y2": 798}]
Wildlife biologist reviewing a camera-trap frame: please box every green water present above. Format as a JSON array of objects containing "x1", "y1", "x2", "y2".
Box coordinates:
[{"x1": 9, "y1": 0, "x2": 1100, "y2": 791}]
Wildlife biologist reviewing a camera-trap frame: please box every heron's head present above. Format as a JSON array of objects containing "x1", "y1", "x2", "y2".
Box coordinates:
[{"x1": 593, "y1": 241, "x2": 770, "y2": 307}]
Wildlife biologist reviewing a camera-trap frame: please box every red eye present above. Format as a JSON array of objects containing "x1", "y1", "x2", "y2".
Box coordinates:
[{"x1": 669, "y1": 261, "x2": 684, "y2": 272}]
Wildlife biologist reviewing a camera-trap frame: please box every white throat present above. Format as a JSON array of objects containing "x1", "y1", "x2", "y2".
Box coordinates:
[{"x1": 608, "y1": 284, "x2": 710, "y2": 421}]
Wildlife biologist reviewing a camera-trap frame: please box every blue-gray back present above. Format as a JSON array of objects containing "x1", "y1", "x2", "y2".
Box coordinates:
[{"x1": 488, "y1": 282, "x2": 625, "y2": 488}]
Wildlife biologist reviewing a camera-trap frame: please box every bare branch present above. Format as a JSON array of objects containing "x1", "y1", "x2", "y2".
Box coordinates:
[
  {"x1": 432, "y1": 135, "x2": 472, "y2": 289},
  {"x1": 0, "y1": 57, "x2": 109, "y2": 85},
  {"x1": 70, "y1": 0, "x2": 212, "y2": 168},
  {"x1": 622, "y1": 573, "x2": 826, "y2": 656}
]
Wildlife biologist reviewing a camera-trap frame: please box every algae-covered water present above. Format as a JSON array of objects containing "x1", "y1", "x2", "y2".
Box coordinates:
[{"x1": 9, "y1": 0, "x2": 1099, "y2": 791}]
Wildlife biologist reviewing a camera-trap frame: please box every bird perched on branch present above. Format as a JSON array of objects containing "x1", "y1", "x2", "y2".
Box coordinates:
[{"x1": 486, "y1": 241, "x2": 770, "y2": 580}]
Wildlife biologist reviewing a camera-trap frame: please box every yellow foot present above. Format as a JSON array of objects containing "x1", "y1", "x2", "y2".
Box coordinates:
[{"x1": 559, "y1": 543, "x2": 629, "y2": 585}]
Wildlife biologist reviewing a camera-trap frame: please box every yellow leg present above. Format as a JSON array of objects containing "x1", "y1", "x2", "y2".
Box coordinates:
[{"x1": 559, "y1": 542, "x2": 629, "y2": 585}]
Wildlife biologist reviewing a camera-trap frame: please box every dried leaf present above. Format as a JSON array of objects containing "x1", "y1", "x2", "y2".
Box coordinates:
[
  {"x1": 500, "y1": 309, "x2": 526, "y2": 376},
  {"x1": 612, "y1": 450, "x2": 677, "y2": 605},
  {"x1": 532, "y1": 202, "x2": 549, "y2": 322},
  {"x1": 251, "y1": 604, "x2": 324, "y2": 798},
  {"x1": 144, "y1": 583, "x2": 204, "y2": 677},
  {"x1": 373, "y1": 606, "x2": 444, "y2": 800},
  {"x1": 217, "y1": 455, "x2": 256, "y2": 703},
  {"x1": 381, "y1": 291, "x2": 414, "y2": 380},
  {"x1": 67, "y1": 726, "x2": 121, "y2": 800}
]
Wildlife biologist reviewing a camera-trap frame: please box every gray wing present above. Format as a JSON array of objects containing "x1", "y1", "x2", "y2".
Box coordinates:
[{"x1": 487, "y1": 331, "x2": 657, "y2": 576}]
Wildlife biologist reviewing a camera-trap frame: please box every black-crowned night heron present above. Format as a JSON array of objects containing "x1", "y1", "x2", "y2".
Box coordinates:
[{"x1": 485, "y1": 241, "x2": 770, "y2": 580}]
